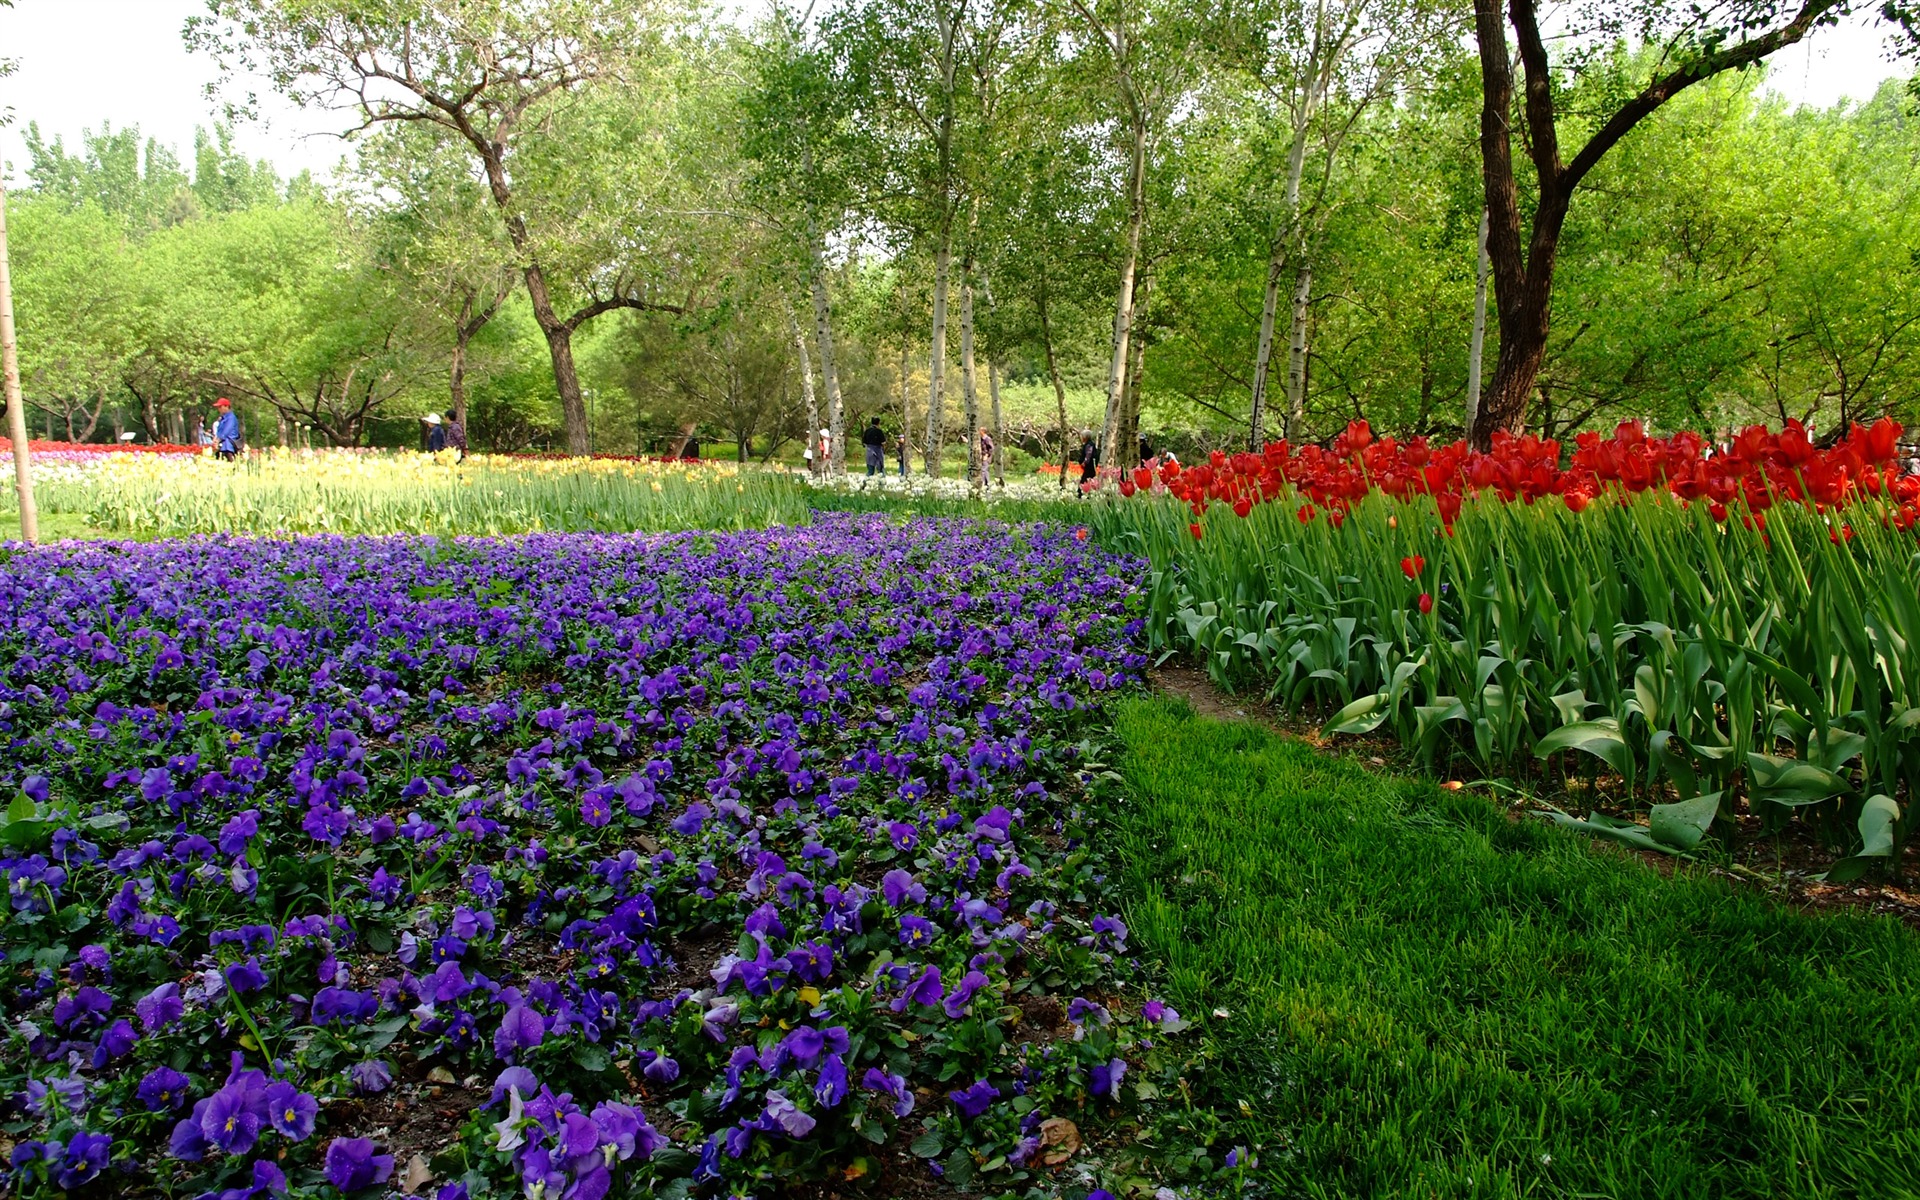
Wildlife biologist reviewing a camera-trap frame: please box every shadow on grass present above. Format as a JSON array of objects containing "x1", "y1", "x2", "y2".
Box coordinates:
[{"x1": 1113, "y1": 696, "x2": 1920, "y2": 1200}]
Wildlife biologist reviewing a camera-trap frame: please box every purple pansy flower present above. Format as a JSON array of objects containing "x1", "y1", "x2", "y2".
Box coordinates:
[{"x1": 323, "y1": 1138, "x2": 394, "y2": 1191}]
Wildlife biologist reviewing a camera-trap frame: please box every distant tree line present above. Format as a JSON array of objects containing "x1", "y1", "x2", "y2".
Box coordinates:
[{"x1": 3, "y1": 0, "x2": 1918, "y2": 467}]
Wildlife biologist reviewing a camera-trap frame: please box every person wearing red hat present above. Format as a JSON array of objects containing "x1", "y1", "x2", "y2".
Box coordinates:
[{"x1": 212, "y1": 397, "x2": 241, "y2": 462}]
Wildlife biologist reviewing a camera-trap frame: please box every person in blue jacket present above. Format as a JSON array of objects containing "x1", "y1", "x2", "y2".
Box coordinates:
[{"x1": 212, "y1": 397, "x2": 242, "y2": 461}]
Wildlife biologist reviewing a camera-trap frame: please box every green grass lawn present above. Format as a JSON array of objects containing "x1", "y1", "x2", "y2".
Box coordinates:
[
  {"x1": 4, "y1": 510, "x2": 114, "y2": 543},
  {"x1": 1112, "y1": 697, "x2": 1920, "y2": 1200}
]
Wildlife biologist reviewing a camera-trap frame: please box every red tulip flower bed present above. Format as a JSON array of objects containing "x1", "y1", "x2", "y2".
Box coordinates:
[
  {"x1": 22, "y1": 441, "x2": 205, "y2": 456},
  {"x1": 1091, "y1": 417, "x2": 1920, "y2": 879},
  {"x1": 1125, "y1": 418, "x2": 1916, "y2": 533}
]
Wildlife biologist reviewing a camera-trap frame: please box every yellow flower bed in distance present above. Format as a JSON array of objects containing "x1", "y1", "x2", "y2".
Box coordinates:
[{"x1": 31, "y1": 448, "x2": 805, "y2": 537}]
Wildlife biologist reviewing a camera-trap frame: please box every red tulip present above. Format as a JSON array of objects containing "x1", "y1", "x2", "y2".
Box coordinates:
[
  {"x1": 1132, "y1": 467, "x2": 1154, "y2": 490},
  {"x1": 1295, "y1": 503, "x2": 1315, "y2": 524},
  {"x1": 1231, "y1": 498, "x2": 1252, "y2": 519},
  {"x1": 1189, "y1": 522, "x2": 1204, "y2": 540},
  {"x1": 1400, "y1": 555, "x2": 1425, "y2": 579},
  {"x1": 1417, "y1": 592, "x2": 1434, "y2": 615},
  {"x1": 1562, "y1": 490, "x2": 1590, "y2": 513},
  {"x1": 1119, "y1": 480, "x2": 1137, "y2": 497},
  {"x1": 1861, "y1": 417, "x2": 1901, "y2": 465}
]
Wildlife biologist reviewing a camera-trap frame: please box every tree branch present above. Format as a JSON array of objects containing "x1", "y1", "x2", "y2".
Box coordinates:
[{"x1": 1560, "y1": 1, "x2": 1846, "y2": 193}]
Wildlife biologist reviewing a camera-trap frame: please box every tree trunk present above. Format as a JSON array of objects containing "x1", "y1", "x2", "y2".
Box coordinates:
[
  {"x1": 787, "y1": 301, "x2": 821, "y2": 476},
  {"x1": 0, "y1": 177, "x2": 37, "y2": 542},
  {"x1": 1282, "y1": 261, "x2": 1313, "y2": 438},
  {"x1": 1099, "y1": 118, "x2": 1148, "y2": 471},
  {"x1": 807, "y1": 230, "x2": 846, "y2": 475},
  {"x1": 958, "y1": 258, "x2": 982, "y2": 492},
  {"x1": 1249, "y1": 79, "x2": 1317, "y2": 451},
  {"x1": 1466, "y1": 207, "x2": 1491, "y2": 435},
  {"x1": 524, "y1": 262, "x2": 593, "y2": 455},
  {"x1": 925, "y1": 237, "x2": 952, "y2": 476},
  {"x1": 981, "y1": 268, "x2": 1007, "y2": 486},
  {"x1": 898, "y1": 336, "x2": 911, "y2": 475},
  {"x1": 1122, "y1": 273, "x2": 1151, "y2": 471},
  {"x1": 450, "y1": 333, "x2": 470, "y2": 431},
  {"x1": 1465, "y1": 0, "x2": 1828, "y2": 446},
  {"x1": 988, "y1": 358, "x2": 1006, "y2": 487},
  {"x1": 1038, "y1": 274, "x2": 1071, "y2": 489},
  {"x1": 1248, "y1": 246, "x2": 1286, "y2": 450}
]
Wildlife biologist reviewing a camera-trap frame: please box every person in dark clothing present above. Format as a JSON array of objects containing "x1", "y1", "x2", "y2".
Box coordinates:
[
  {"x1": 861, "y1": 417, "x2": 887, "y2": 477},
  {"x1": 425, "y1": 413, "x2": 447, "y2": 453},
  {"x1": 1076, "y1": 432, "x2": 1099, "y2": 488},
  {"x1": 1139, "y1": 433, "x2": 1152, "y2": 463},
  {"x1": 442, "y1": 412, "x2": 468, "y2": 461}
]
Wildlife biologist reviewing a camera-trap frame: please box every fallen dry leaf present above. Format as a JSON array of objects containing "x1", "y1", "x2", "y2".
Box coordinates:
[
  {"x1": 1039, "y1": 1116, "x2": 1081, "y2": 1166},
  {"x1": 400, "y1": 1154, "x2": 433, "y2": 1195}
]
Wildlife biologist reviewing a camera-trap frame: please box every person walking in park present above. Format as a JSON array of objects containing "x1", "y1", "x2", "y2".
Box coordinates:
[
  {"x1": 424, "y1": 412, "x2": 446, "y2": 453},
  {"x1": 442, "y1": 411, "x2": 468, "y2": 462},
  {"x1": 212, "y1": 397, "x2": 241, "y2": 462},
  {"x1": 1077, "y1": 431, "x2": 1099, "y2": 489},
  {"x1": 862, "y1": 417, "x2": 887, "y2": 477},
  {"x1": 895, "y1": 432, "x2": 909, "y2": 477}
]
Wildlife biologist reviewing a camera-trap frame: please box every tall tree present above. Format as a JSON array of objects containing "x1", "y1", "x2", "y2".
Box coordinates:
[
  {"x1": 194, "y1": 0, "x2": 699, "y2": 454},
  {"x1": 1465, "y1": 0, "x2": 1909, "y2": 447},
  {"x1": 742, "y1": 9, "x2": 868, "y2": 474},
  {"x1": 1211, "y1": 0, "x2": 1451, "y2": 446},
  {"x1": 834, "y1": 0, "x2": 969, "y2": 475},
  {"x1": 1061, "y1": 0, "x2": 1190, "y2": 471},
  {"x1": 358, "y1": 125, "x2": 516, "y2": 429},
  {"x1": 1, "y1": 0, "x2": 39, "y2": 541}
]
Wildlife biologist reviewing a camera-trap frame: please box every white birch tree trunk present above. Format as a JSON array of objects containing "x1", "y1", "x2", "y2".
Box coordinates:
[
  {"x1": 787, "y1": 302, "x2": 821, "y2": 477},
  {"x1": 1283, "y1": 261, "x2": 1313, "y2": 438},
  {"x1": 1467, "y1": 206, "x2": 1491, "y2": 435},
  {"x1": 1248, "y1": 247, "x2": 1287, "y2": 449},
  {"x1": 807, "y1": 228, "x2": 846, "y2": 476},
  {"x1": 988, "y1": 358, "x2": 1006, "y2": 487},
  {"x1": 925, "y1": 238, "x2": 951, "y2": 477},
  {"x1": 958, "y1": 260, "x2": 982, "y2": 492},
  {"x1": 1099, "y1": 121, "x2": 1147, "y2": 474},
  {"x1": 1039, "y1": 276, "x2": 1071, "y2": 489},
  {"x1": 0, "y1": 179, "x2": 36, "y2": 543},
  {"x1": 898, "y1": 337, "x2": 911, "y2": 475}
]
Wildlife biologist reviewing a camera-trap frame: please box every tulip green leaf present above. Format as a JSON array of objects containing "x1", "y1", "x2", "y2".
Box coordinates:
[
  {"x1": 1326, "y1": 692, "x2": 1390, "y2": 735},
  {"x1": 1649, "y1": 730, "x2": 1699, "y2": 798},
  {"x1": 1545, "y1": 811, "x2": 1670, "y2": 855},
  {"x1": 1825, "y1": 795, "x2": 1902, "y2": 882},
  {"x1": 1535, "y1": 720, "x2": 1633, "y2": 781},
  {"x1": 1745, "y1": 753, "x2": 1853, "y2": 804},
  {"x1": 1649, "y1": 793, "x2": 1720, "y2": 850}
]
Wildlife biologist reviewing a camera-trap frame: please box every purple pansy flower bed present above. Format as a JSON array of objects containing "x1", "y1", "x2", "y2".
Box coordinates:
[{"x1": 0, "y1": 514, "x2": 1184, "y2": 1198}]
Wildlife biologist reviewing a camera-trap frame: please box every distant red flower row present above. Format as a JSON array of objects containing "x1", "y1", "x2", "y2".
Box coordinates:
[
  {"x1": 1126, "y1": 418, "x2": 1920, "y2": 531},
  {"x1": 24, "y1": 440, "x2": 204, "y2": 455}
]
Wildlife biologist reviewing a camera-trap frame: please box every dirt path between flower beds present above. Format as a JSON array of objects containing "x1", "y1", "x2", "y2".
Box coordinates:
[{"x1": 1147, "y1": 665, "x2": 1920, "y2": 931}]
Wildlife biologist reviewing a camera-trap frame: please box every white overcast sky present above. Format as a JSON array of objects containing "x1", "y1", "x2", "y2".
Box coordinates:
[{"x1": 0, "y1": 0, "x2": 1912, "y2": 186}]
